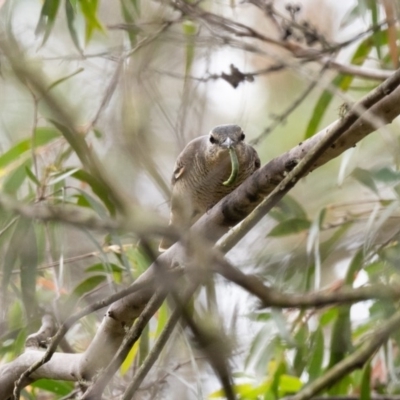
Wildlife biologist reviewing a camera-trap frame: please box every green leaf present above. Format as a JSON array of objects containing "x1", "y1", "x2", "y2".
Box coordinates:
[
  {"x1": 35, "y1": 0, "x2": 61, "y2": 45},
  {"x1": 372, "y1": 166, "x2": 400, "y2": 183},
  {"x1": 360, "y1": 361, "x2": 372, "y2": 400},
  {"x1": 268, "y1": 218, "x2": 310, "y2": 237},
  {"x1": 270, "y1": 195, "x2": 308, "y2": 221},
  {"x1": 3, "y1": 159, "x2": 31, "y2": 195},
  {"x1": 320, "y1": 308, "x2": 337, "y2": 326},
  {"x1": 155, "y1": 301, "x2": 169, "y2": 337},
  {"x1": 367, "y1": 0, "x2": 382, "y2": 59},
  {"x1": 85, "y1": 262, "x2": 124, "y2": 274},
  {"x1": 352, "y1": 167, "x2": 379, "y2": 195},
  {"x1": 307, "y1": 327, "x2": 324, "y2": 380},
  {"x1": 127, "y1": 247, "x2": 151, "y2": 276},
  {"x1": 0, "y1": 141, "x2": 30, "y2": 171},
  {"x1": 344, "y1": 250, "x2": 364, "y2": 285},
  {"x1": 66, "y1": 0, "x2": 82, "y2": 52},
  {"x1": 31, "y1": 379, "x2": 74, "y2": 395},
  {"x1": 72, "y1": 169, "x2": 115, "y2": 215},
  {"x1": 139, "y1": 324, "x2": 149, "y2": 365},
  {"x1": 63, "y1": 275, "x2": 106, "y2": 314},
  {"x1": 48, "y1": 167, "x2": 80, "y2": 186},
  {"x1": 73, "y1": 189, "x2": 108, "y2": 217},
  {"x1": 24, "y1": 166, "x2": 41, "y2": 187},
  {"x1": 320, "y1": 222, "x2": 352, "y2": 259},
  {"x1": 271, "y1": 360, "x2": 286, "y2": 398},
  {"x1": 293, "y1": 324, "x2": 308, "y2": 376},
  {"x1": 279, "y1": 375, "x2": 303, "y2": 395},
  {"x1": 78, "y1": 0, "x2": 105, "y2": 44},
  {"x1": 119, "y1": 0, "x2": 140, "y2": 46},
  {"x1": 19, "y1": 220, "x2": 39, "y2": 327},
  {"x1": 0, "y1": 127, "x2": 59, "y2": 174}
]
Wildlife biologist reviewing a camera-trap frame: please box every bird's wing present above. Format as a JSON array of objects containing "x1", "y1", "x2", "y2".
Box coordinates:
[{"x1": 171, "y1": 136, "x2": 206, "y2": 185}]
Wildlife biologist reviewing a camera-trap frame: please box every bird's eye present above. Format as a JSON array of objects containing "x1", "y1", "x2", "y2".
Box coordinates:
[
  {"x1": 209, "y1": 135, "x2": 216, "y2": 144},
  {"x1": 240, "y1": 133, "x2": 245, "y2": 141}
]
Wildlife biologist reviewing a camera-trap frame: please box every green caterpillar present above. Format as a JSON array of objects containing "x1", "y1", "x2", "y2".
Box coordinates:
[{"x1": 223, "y1": 147, "x2": 239, "y2": 186}]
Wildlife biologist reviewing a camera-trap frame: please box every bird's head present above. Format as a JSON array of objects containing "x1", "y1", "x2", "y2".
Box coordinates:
[{"x1": 207, "y1": 124, "x2": 246, "y2": 156}]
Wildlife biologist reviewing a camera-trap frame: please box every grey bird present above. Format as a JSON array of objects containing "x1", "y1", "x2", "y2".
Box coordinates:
[{"x1": 159, "y1": 124, "x2": 260, "y2": 251}]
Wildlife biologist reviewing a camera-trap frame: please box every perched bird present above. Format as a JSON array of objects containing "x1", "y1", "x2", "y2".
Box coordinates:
[{"x1": 159, "y1": 124, "x2": 260, "y2": 251}]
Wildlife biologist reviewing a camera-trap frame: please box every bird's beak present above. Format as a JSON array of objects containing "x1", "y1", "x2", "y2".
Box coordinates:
[{"x1": 221, "y1": 137, "x2": 234, "y2": 149}]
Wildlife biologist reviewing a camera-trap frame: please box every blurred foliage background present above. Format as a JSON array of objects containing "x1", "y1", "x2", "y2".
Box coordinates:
[{"x1": 1, "y1": 0, "x2": 400, "y2": 399}]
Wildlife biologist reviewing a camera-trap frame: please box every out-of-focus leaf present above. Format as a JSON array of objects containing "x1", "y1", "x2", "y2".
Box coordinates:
[
  {"x1": 320, "y1": 222, "x2": 352, "y2": 260},
  {"x1": 368, "y1": 0, "x2": 381, "y2": 59},
  {"x1": 24, "y1": 166, "x2": 40, "y2": 187},
  {"x1": 328, "y1": 373, "x2": 353, "y2": 396},
  {"x1": 245, "y1": 329, "x2": 281, "y2": 374},
  {"x1": 268, "y1": 218, "x2": 310, "y2": 237},
  {"x1": 307, "y1": 208, "x2": 326, "y2": 289},
  {"x1": 72, "y1": 169, "x2": 115, "y2": 215},
  {"x1": 66, "y1": 0, "x2": 82, "y2": 52},
  {"x1": 3, "y1": 160, "x2": 31, "y2": 194},
  {"x1": 320, "y1": 308, "x2": 338, "y2": 326},
  {"x1": 78, "y1": 0, "x2": 105, "y2": 44},
  {"x1": 293, "y1": 328, "x2": 307, "y2": 376},
  {"x1": 31, "y1": 379, "x2": 74, "y2": 395},
  {"x1": 73, "y1": 189, "x2": 108, "y2": 217},
  {"x1": 279, "y1": 375, "x2": 303, "y2": 395},
  {"x1": 19, "y1": 220, "x2": 39, "y2": 328},
  {"x1": 382, "y1": 0, "x2": 398, "y2": 68},
  {"x1": 35, "y1": 0, "x2": 61, "y2": 45},
  {"x1": 120, "y1": 339, "x2": 140, "y2": 375},
  {"x1": 119, "y1": 0, "x2": 140, "y2": 45},
  {"x1": 49, "y1": 120, "x2": 92, "y2": 171},
  {"x1": 328, "y1": 252, "x2": 362, "y2": 369},
  {"x1": 307, "y1": 208, "x2": 326, "y2": 256},
  {"x1": 360, "y1": 361, "x2": 372, "y2": 400},
  {"x1": 364, "y1": 201, "x2": 398, "y2": 254},
  {"x1": 2, "y1": 219, "x2": 39, "y2": 329},
  {"x1": 338, "y1": 147, "x2": 356, "y2": 187},
  {"x1": 63, "y1": 275, "x2": 106, "y2": 314},
  {"x1": 139, "y1": 324, "x2": 149, "y2": 365},
  {"x1": 271, "y1": 308, "x2": 293, "y2": 345},
  {"x1": 270, "y1": 195, "x2": 308, "y2": 221},
  {"x1": 373, "y1": 166, "x2": 400, "y2": 183},
  {"x1": 48, "y1": 167, "x2": 80, "y2": 186},
  {"x1": 352, "y1": 167, "x2": 379, "y2": 195},
  {"x1": 344, "y1": 250, "x2": 363, "y2": 285},
  {"x1": 271, "y1": 360, "x2": 286, "y2": 398},
  {"x1": 155, "y1": 301, "x2": 169, "y2": 337},
  {"x1": 0, "y1": 127, "x2": 58, "y2": 180},
  {"x1": 10, "y1": 328, "x2": 27, "y2": 357},
  {"x1": 307, "y1": 327, "x2": 324, "y2": 380},
  {"x1": 127, "y1": 247, "x2": 151, "y2": 276},
  {"x1": 85, "y1": 262, "x2": 124, "y2": 274}
]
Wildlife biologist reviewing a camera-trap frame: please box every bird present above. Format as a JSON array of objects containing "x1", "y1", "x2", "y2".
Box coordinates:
[{"x1": 159, "y1": 124, "x2": 260, "y2": 252}]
